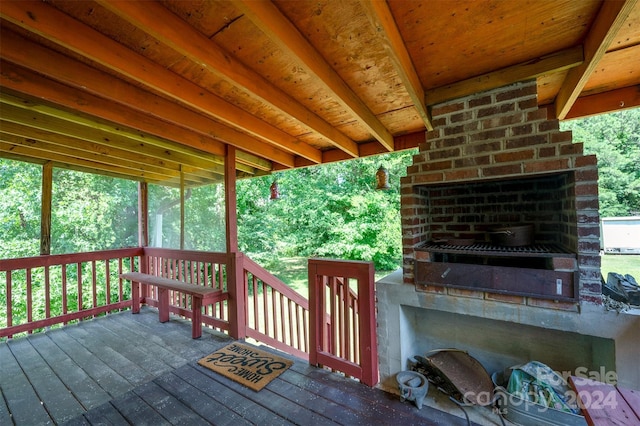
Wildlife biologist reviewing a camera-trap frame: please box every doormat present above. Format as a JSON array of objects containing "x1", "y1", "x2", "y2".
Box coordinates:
[{"x1": 198, "y1": 342, "x2": 293, "y2": 391}]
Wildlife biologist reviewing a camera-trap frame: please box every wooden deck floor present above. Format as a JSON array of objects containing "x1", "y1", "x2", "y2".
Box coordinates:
[{"x1": 0, "y1": 308, "x2": 477, "y2": 425}]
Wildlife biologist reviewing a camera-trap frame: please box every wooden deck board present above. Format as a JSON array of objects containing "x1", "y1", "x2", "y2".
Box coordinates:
[
  {"x1": 153, "y1": 370, "x2": 255, "y2": 426},
  {"x1": 132, "y1": 381, "x2": 211, "y2": 426},
  {"x1": 173, "y1": 364, "x2": 296, "y2": 425},
  {"x1": 26, "y1": 332, "x2": 113, "y2": 410},
  {"x1": 108, "y1": 390, "x2": 172, "y2": 426},
  {"x1": 1, "y1": 307, "x2": 479, "y2": 425},
  {"x1": 6, "y1": 337, "x2": 86, "y2": 424},
  {"x1": 46, "y1": 327, "x2": 133, "y2": 397}
]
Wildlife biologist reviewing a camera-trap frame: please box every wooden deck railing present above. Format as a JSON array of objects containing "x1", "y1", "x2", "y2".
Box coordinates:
[
  {"x1": 141, "y1": 247, "x2": 230, "y2": 332},
  {"x1": 1, "y1": 249, "x2": 379, "y2": 386},
  {"x1": 308, "y1": 258, "x2": 378, "y2": 387},
  {"x1": 241, "y1": 253, "x2": 310, "y2": 360},
  {"x1": 0, "y1": 248, "x2": 142, "y2": 339}
]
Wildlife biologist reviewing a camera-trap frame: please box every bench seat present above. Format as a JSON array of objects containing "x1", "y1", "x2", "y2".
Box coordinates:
[
  {"x1": 569, "y1": 376, "x2": 640, "y2": 426},
  {"x1": 120, "y1": 272, "x2": 223, "y2": 339}
]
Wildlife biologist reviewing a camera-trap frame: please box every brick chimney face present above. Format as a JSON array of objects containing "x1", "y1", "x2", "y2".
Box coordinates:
[{"x1": 401, "y1": 80, "x2": 601, "y2": 304}]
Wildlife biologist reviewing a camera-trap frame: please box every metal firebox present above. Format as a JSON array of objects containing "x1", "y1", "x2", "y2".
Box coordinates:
[{"x1": 414, "y1": 242, "x2": 578, "y2": 301}]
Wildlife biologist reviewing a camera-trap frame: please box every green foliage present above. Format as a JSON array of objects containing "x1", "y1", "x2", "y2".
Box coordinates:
[
  {"x1": 51, "y1": 169, "x2": 138, "y2": 254},
  {"x1": 237, "y1": 151, "x2": 415, "y2": 270},
  {"x1": 0, "y1": 160, "x2": 42, "y2": 258},
  {"x1": 561, "y1": 109, "x2": 640, "y2": 217}
]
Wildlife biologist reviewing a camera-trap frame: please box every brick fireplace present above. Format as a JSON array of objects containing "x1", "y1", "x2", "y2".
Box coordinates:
[
  {"x1": 401, "y1": 79, "x2": 601, "y2": 305},
  {"x1": 376, "y1": 80, "x2": 640, "y2": 398}
]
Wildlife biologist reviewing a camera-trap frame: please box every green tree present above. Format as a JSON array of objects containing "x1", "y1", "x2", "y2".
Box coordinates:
[
  {"x1": 237, "y1": 150, "x2": 416, "y2": 270},
  {"x1": 561, "y1": 108, "x2": 640, "y2": 216}
]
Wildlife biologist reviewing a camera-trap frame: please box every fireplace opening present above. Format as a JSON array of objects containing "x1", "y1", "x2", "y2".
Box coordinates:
[
  {"x1": 412, "y1": 172, "x2": 579, "y2": 301},
  {"x1": 420, "y1": 171, "x2": 577, "y2": 250}
]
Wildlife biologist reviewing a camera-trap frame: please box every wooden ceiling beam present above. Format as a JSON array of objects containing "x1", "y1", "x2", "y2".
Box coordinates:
[
  {"x1": 0, "y1": 90, "x2": 230, "y2": 173},
  {"x1": 554, "y1": 0, "x2": 638, "y2": 119},
  {"x1": 565, "y1": 84, "x2": 640, "y2": 120},
  {"x1": 236, "y1": 0, "x2": 395, "y2": 152},
  {"x1": 426, "y1": 46, "x2": 584, "y2": 106},
  {"x1": 0, "y1": 121, "x2": 229, "y2": 181},
  {"x1": 0, "y1": 101, "x2": 226, "y2": 175},
  {"x1": 0, "y1": 122, "x2": 181, "y2": 175},
  {"x1": 0, "y1": 31, "x2": 278, "y2": 170},
  {"x1": 0, "y1": 140, "x2": 211, "y2": 186},
  {"x1": 360, "y1": 0, "x2": 433, "y2": 131},
  {"x1": 0, "y1": 131, "x2": 204, "y2": 180},
  {"x1": 97, "y1": 0, "x2": 360, "y2": 159},
  {"x1": 0, "y1": 1, "x2": 321, "y2": 164}
]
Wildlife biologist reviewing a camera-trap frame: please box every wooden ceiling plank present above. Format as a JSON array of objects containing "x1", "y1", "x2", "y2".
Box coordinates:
[
  {"x1": 0, "y1": 131, "x2": 191, "y2": 179},
  {"x1": 236, "y1": 0, "x2": 395, "y2": 151},
  {"x1": 426, "y1": 46, "x2": 584, "y2": 106},
  {"x1": 0, "y1": 101, "x2": 226, "y2": 173},
  {"x1": 554, "y1": 0, "x2": 638, "y2": 119},
  {"x1": 0, "y1": 141, "x2": 194, "y2": 184},
  {"x1": 0, "y1": 30, "x2": 279, "y2": 171},
  {"x1": 97, "y1": 0, "x2": 360, "y2": 158},
  {"x1": 0, "y1": 58, "x2": 277, "y2": 174},
  {"x1": 0, "y1": 124, "x2": 227, "y2": 179},
  {"x1": 0, "y1": 90, "x2": 229, "y2": 170},
  {"x1": 359, "y1": 0, "x2": 433, "y2": 131},
  {"x1": 0, "y1": 117, "x2": 229, "y2": 181},
  {"x1": 565, "y1": 84, "x2": 640, "y2": 119},
  {"x1": 0, "y1": 0, "x2": 321, "y2": 164}
]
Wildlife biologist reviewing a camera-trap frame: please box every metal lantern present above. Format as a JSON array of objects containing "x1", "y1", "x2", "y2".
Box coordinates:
[
  {"x1": 270, "y1": 179, "x2": 280, "y2": 200},
  {"x1": 376, "y1": 165, "x2": 390, "y2": 190}
]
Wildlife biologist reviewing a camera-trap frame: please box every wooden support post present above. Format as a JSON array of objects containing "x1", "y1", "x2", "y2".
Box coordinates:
[
  {"x1": 227, "y1": 251, "x2": 247, "y2": 339},
  {"x1": 138, "y1": 182, "x2": 149, "y2": 247},
  {"x1": 40, "y1": 162, "x2": 53, "y2": 255},
  {"x1": 137, "y1": 182, "x2": 149, "y2": 302},
  {"x1": 224, "y1": 145, "x2": 245, "y2": 339},
  {"x1": 225, "y1": 145, "x2": 238, "y2": 253},
  {"x1": 180, "y1": 166, "x2": 185, "y2": 250}
]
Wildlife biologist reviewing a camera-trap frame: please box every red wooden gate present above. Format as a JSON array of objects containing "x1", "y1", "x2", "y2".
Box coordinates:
[{"x1": 308, "y1": 258, "x2": 378, "y2": 387}]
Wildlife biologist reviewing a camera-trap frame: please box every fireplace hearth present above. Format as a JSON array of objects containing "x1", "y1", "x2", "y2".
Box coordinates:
[
  {"x1": 375, "y1": 81, "x2": 640, "y2": 402},
  {"x1": 400, "y1": 79, "x2": 599, "y2": 305}
]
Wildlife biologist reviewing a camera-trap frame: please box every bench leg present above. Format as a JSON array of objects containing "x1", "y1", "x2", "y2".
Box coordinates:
[
  {"x1": 132, "y1": 281, "x2": 140, "y2": 314},
  {"x1": 158, "y1": 288, "x2": 169, "y2": 323},
  {"x1": 192, "y1": 297, "x2": 203, "y2": 339}
]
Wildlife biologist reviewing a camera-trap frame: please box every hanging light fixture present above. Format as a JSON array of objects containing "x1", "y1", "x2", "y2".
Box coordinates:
[
  {"x1": 375, "y1": 165, "x2": 390, "y2": 190},
  {"x1": 270, "y1": 179, "x2": 280, "y2": 200}
]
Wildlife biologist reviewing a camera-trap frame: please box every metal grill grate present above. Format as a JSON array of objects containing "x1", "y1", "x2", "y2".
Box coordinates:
[{"x1": 418, "y1": 242, "x2": 574, "y2": 258}]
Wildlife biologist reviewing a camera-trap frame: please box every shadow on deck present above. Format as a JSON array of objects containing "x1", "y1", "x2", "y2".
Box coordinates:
[{"x1": 0, "y1": 308, "x2": 474, "y2": 425}]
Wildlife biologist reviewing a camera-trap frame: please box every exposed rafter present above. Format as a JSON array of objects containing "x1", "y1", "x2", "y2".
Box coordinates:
[
  {"x1": 360, "y1": 0, "x2": 433, "y2": 131},
  {"x1": 566, "y1": 84, "x2": 640, "y2": 119},
  {"x1": 426, "y1": 46, "x2": 584, "y2": 106},
  {"x1": 0, "y1": 0, "x2": 322, "y2": 164},
  {"x1": 0, "y1": 30, "x2": 282, "y2": 170},
  {"x1": 236, "y1": 0, "x2": 395, "y2": 152},
  {"x1": 554, "y1": 0, "x2": 638, "y2": 119},
  {"x1": 97, "y1": 0, "x2": 360, "y2": 159}
]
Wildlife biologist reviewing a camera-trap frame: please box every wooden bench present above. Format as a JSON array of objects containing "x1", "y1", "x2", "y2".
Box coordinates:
[
  {"x1": 569, "y1": 376, "x2": 640, "y2": 426},
  {"x1": 120, "y1": 272, "x2": 223, "y2": 339}
]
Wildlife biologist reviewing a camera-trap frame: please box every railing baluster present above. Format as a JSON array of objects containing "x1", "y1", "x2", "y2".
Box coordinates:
[
  {"x1": 62, "y1": 264, "x2": 68, "y2": 321},
  {"x1": 118, "y1": 258, "x2": 123, "y2": 304},
  {"x1": 263, "y1": 283, "x2": 270, "y2": 338},
  {"x1": 344, "y1": 278, "x2": 351, "y2": 362},
  {"x1": 45, "y1": 266, "x2": 51, "y2": 320},
  {"x1": 26, "y1": 268, "x2": 32, "y2": 332},
  {"x1": 77, "y1": 262, "x2": 83, "y2": 314},
  {"x1": 6, "y1": 272, "x2": 13, "y2": 335},
  {"x1": 252, "y1": 276, "x2": 259, "y2": 332},
  {"x1": 105, "y1": 260, "x2": 111, "y2": 306},
  {"x1": 288, "y1": 299, "x2": 294, "y2": 348},
  {"x1": 92, "y1": 260, "x2": 98, "y2": 315}
]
